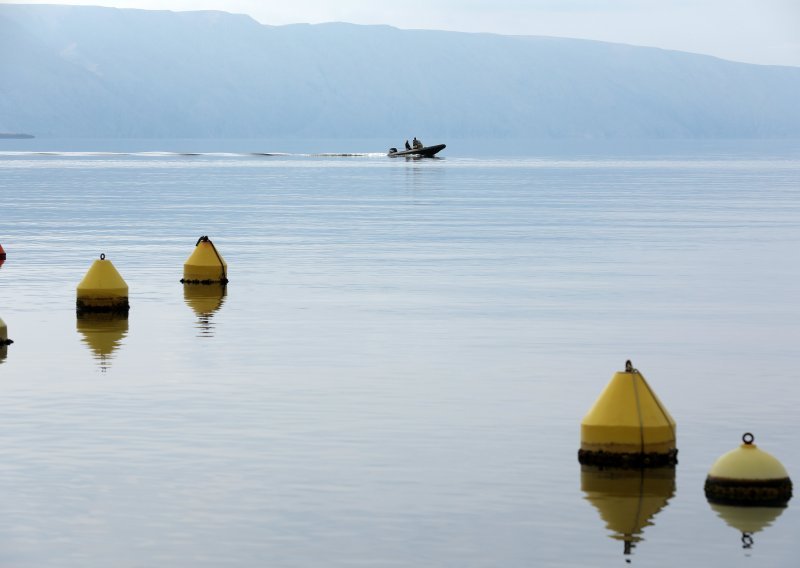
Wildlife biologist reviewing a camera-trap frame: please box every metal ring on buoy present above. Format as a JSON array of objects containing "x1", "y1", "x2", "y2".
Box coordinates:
[
  {"x1": 100, "y1": 253, "x2": 106, "y2": 260},
  {"x1": 743, "y1": 432, "x2": 754, "y2": 445}
]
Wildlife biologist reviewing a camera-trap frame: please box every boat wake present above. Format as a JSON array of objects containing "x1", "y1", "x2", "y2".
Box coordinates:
[{"x1": 0, "y1": 150, "x2": 386, "y2": 158}]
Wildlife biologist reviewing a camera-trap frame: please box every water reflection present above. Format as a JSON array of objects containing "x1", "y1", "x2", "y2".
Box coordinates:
[
  {"x1": 76, "y1": 313, "x2": 129, "y2": 371},
  {"x1": 183, "y1": 284, "x2": 226, "y2": 337},
  {"x1": 0, "y1": 344, "x2": 6, "y2": 365},
  {"x1": 581, "y1": 466, "x2": 676, "y2": 559},
  {"x1": 708, "y1": 502, "x2": 786, "y2": 550}
]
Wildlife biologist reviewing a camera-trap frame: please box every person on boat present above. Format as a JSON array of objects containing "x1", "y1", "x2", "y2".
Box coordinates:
[
  {"x1": 405, "y1": 140, "x2": 411, "y2": 150},
  {"x1": 413, "y1": 137, "x2": 422, "y2": 149}
]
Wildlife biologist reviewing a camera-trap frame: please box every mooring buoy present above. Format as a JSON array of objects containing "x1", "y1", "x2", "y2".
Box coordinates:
[
  {"x1": 705, "y1": 433, "x2": 792, "y2": 507},
  {"x1": 181, "y1": 236, "x2": 228, "y2": 284},
  {"x1": 0, "y1": 316, "x2": 12, "y2": 346},
  {"x1": 579, "y1": 360, "x2": 677, "y2": 468},
  {"x1": 76, "y1": 254, "x2": 130, "y2": 315}
]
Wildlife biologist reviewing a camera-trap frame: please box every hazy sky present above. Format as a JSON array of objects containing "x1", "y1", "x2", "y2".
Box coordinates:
[{"x1": 4, "y1": 0, "x2": 799, "y2": 66}]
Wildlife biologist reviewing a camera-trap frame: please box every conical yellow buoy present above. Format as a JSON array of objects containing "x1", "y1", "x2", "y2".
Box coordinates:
[
  {"x1": 181, "y1": 236, "x2": 228, "y2": 284},
  {"x1": 77, "y1": 313, "x2": 129, "y2": 371},
  {"x1": 582, "y1": 466, "x2": 675, "y2": 558},
  {"x1": 579, "y1": 361, "x2": 677, "y2": 468},
  {"x1": 76, "y1": 254, "x2": 129, "y2": 315},
  {"x1": 705, "y1": 433, "x2": 792, "y2": 506}
]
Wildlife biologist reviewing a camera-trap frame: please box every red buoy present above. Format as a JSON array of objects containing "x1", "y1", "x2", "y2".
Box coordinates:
[{"x1": 0, "y1": 243, "x2": 5, "y2": 260}]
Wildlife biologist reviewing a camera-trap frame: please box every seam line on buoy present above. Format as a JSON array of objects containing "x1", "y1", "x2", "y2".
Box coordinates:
[
  {"x1": 208, "y1": 240, "x2": 227, "y2": 282},
  {"x1": 632, "y1": 370, "x2": 645, "y2": 454},
  {"x1": 639, "y1": 373, "x2": 676, "y2": 442}
]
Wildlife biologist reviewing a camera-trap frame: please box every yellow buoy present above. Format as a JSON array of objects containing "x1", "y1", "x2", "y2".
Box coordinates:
[
  {"x1": 579, "y1": 361, "x2": 677, "y2": 468},
  {"x1": 582, "y1": 466, "x2": 675, "y2": 557},
  {"x1": 76, "y1": 254, "x2": 129, "y2": 315},
  {"x1": 705, "y1": 433, "x2": 792, "y2": 506},
  {"x1": 181, "y1": 236, "x2": 228, "y2": 284},
  {"x1": 0, "y1": 316, "x2": 12, "y2": 345},
  {"x1": 0, "y1": 316, "x2": 10, "y2": 363},
  {"x1": 0, "y1": 316, "x2": 8, "y2": 343},
  {"x1": 77, "y1": 313, "x2": 129, "y2": 371}
]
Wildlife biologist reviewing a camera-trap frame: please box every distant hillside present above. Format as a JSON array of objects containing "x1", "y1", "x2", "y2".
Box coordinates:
[{"x1": 1, "y1": 4, "x2": 799, "y2": 139}]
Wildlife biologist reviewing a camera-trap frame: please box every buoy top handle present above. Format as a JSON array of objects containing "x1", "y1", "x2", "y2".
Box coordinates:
[
  {"x1": 742, "y1": 432, "x2": 754, "y2": 445},
  {"x1": 625, "y1": 360, "x2": 636, "y2": 373},
  {"x1": 100, "y1": 253, "x2": 105, "y2": 260},
  {"x1": 196, "y1": 235, "x2": 211, "y2": 246}
]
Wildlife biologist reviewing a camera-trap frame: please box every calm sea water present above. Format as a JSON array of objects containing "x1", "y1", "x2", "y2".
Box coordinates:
[{"x1": 1, "y1": 139, "x2": 799, "y2": 567}]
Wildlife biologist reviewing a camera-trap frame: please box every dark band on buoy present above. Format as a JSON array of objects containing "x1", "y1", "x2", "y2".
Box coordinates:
[
  {"x1": 704, "y1": 477, "x2": 792, "y2": 507},
  {"x1": 578, "y1": 448, "x2": 678, "y2": 469},
  {"x1": 76, "y1": 298, "x2": 130, "y2": 315},
  {"x1": 180, "y1": 278, "x2": 229, "y2": 285}
]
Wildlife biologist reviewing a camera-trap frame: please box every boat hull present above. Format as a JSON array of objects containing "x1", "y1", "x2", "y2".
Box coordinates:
[{"x1": 388, "y1": 144, "x2": 446, "y2": 158}]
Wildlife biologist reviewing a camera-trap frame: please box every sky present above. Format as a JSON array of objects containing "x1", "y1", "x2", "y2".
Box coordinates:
[{"x1": 3, "y1": 0, "x2": 799, "y2": 67}]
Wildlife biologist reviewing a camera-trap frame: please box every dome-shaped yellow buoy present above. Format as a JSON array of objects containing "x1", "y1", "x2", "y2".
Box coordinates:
[
  {"x1": 705, "y1": 433, "x2": 792, "y2": 506},
  {"x1": 181, "y1": 236, "x2": 228, "y2": 284},
  {"x1": 579, "y1": 361, "x2": 677, "y2": 468},
  {"x1": 0, "y1": 317, "x2": 8, "y2": 340},
  {"x1": 0, "y1": 316, "x2": 12, "y2": 364},
  {"x1": 76, "y1": 254, "x2": 129, "y2": 315}
]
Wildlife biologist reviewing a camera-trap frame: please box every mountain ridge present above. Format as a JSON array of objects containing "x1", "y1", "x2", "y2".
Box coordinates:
[{"x1": 2, "y1": 4, "x2": 799, "y2": 139}]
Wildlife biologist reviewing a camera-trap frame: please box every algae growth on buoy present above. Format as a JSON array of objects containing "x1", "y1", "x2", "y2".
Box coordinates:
[
  {"x1": 579, "y1": 360, "x2": 677, "y2": 468},
  {"x1": 76, "y1": 254, "x2": 129, "y2": 315},
  {"x1": 181, "y1": 236, "x2": 228, "y2": 284},
  {"x1": 705, "y1": 433, "x2": 792, "y2": 507}
]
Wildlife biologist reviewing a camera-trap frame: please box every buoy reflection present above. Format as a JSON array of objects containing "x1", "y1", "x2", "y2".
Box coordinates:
[
  {"x1": 581, "y1": 465, "x2": 675, "y2": 559},
  {"x1": 0, "y1": 344, "x2": 7, "y2": 365},
  {"x1": 183, "y1": 284, "x2": 226, "y2": 337},
  {"x1": 76, "y1": 313, "x2": 128, "y2": 372},
  {"x1": 708, "y1": 502, "x2": 786, "y2": 550}
]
